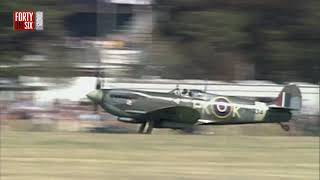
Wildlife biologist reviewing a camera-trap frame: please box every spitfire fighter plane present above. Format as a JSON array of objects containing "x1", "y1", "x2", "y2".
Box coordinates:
[{"x1": 87, "y1": 84, "x2": 301, "y2": 134}]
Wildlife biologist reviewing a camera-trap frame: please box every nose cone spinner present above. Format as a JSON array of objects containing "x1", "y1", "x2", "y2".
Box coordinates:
[{"x1": 87, "y1": 90, "x2": 103, "y2": 103}]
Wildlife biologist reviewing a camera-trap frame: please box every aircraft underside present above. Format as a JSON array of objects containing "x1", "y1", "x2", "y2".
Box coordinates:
[{"x1": 117, "y1": 117, "x2": 291, "y2": 134}]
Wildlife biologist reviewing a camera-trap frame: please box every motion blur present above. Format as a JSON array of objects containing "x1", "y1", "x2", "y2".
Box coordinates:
[
  {"x1": 1, "y1": 0, "x2": 319, "y2": 134},
  {"x1": 0, "y1": 0, "x2": 319, "y2": 179}
]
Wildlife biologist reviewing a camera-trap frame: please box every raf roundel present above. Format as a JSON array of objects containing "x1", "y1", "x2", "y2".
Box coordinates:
[{"x1": 212, "y1": 97, "x2": 232, "y2": 118}]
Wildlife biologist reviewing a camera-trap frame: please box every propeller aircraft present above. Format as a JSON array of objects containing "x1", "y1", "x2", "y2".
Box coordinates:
[{"x1": 86, "y1": 81, "x2": 301, "y2": 134}]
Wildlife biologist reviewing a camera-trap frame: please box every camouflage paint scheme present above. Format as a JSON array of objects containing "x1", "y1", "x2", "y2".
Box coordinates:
[{"x1": 87, "y1": 85, "x2": 301, "y2": 133}]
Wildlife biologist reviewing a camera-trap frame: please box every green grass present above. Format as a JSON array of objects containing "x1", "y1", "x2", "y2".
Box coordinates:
[{"x1": 1, "y1": 131, "x2": 319, "y2": 180}]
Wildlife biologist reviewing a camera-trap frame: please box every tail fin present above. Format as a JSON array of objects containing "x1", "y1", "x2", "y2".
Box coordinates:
[{"x1": 271, "y1": 84, "x2": 302, "y2": 110}]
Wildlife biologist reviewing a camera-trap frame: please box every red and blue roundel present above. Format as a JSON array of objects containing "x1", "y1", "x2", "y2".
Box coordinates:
[{"x1": 213, "y1": 97, "x2": 232, "y2": 118}]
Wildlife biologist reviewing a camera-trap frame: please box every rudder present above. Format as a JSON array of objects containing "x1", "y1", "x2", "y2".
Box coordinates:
[{"x1": 271, "y1": 84, "x2": 302, "y2": 110}]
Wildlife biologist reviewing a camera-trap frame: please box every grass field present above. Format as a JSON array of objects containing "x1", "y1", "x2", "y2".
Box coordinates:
[{"x1": 1, "y1": 131, "x2": 319, "y2": 180}]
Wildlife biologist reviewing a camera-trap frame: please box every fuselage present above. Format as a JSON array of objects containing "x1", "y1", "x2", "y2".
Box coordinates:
[{"x1": 87, "y1": 88, "x2": 292, "y2": 126}]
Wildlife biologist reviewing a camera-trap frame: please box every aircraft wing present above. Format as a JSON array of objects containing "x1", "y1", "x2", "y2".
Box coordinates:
[{"x1": 145, "y1": 106, "x2": 200, "y2": 125}]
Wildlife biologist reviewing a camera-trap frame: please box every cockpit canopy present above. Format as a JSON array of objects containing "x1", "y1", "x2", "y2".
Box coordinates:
[{"x1": 170, "y1": 88, "x2": 207, "y2": 99}]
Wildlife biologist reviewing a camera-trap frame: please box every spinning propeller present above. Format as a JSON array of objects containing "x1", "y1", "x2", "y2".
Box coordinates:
[{"x1": 93, "y1": 71, "x2": 102, "y2": 112}]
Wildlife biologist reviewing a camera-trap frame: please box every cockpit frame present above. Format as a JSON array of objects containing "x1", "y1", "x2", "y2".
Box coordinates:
[{"x1": 170, "y1": 88, "x2": 208, "y2": 99}]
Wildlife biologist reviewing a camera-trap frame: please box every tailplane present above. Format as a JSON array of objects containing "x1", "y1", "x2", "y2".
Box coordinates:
[{"x1": 270, "y1": 84, "x2": 302, "y2": 110}]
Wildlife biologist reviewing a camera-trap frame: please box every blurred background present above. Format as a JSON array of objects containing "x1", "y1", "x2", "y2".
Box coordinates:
[{"x1": 0, "y1": 0, "x2": 319, "y2": 135}]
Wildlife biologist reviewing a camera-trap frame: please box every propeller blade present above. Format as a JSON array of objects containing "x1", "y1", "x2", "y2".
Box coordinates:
[
  {"x1": 93, "y1": 77, "x2": 101, "y2": 113},
  {"x1": 94, "y1": 103, "x2": 99, "y2": 112},
  {"x1": 96, "y1": 79, "x2": 101, "y2": 90}
]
